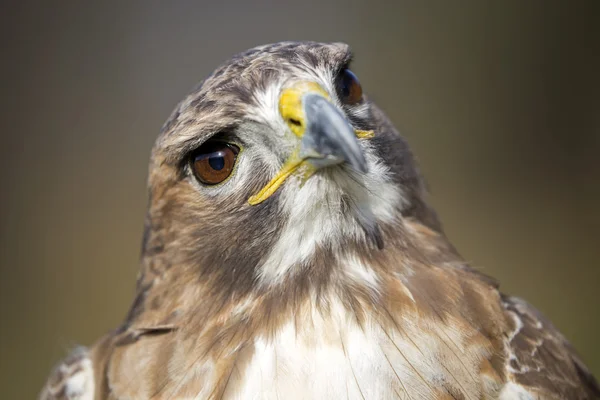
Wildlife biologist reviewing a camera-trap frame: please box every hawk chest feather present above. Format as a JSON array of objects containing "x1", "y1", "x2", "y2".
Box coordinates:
[{"x1": 223, "y1": 299, "x2": 500, "y2": 400}]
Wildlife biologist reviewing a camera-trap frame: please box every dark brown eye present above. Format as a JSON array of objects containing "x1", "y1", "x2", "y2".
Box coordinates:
[
  {"x1": 191, "y1": 142, "x2": 239, "y2": 185},
  {"x1": 336, "y1": 69, "x2": 363, "y2": 105}
]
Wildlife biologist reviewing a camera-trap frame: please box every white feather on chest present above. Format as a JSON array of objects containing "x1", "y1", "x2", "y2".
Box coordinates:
[{"x1": 225, "y1": 296, "x2": 492, "y2": 400}]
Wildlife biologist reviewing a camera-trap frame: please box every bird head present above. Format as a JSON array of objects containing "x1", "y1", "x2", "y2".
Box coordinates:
[{"x1": 142, "y1": 42, "x2": 441, "y2": 294}]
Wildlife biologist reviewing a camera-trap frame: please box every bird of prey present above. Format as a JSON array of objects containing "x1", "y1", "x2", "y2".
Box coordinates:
[{"x1": 40, "y1": 42, "x2": 599, "y2": 400}]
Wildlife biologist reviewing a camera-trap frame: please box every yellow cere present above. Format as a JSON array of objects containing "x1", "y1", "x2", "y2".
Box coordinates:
[
  {"x1": 278, "y1": 81, "x2": 330, "y2": 138},
  {"x1": 248, "y1": 82, "x2": 374, "y2": 206}
]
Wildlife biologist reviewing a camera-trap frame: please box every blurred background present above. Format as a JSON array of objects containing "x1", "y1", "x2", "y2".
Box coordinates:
[{"x1": 1, "y1": 1, "x2": 598, "y2": 397}]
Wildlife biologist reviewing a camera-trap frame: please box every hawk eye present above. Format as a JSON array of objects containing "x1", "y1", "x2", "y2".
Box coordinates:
[
  {"x1": 336, "y1": 69, "x2": 363, "y2": 105},
  {"x1": 191, "y1": 142, "x2": 239, "y2": 185}
]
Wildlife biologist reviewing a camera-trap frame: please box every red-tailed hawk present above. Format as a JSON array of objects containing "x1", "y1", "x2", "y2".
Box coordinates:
[{"x1": 41, "y1": 42, "x2": 599, "y2": 399}]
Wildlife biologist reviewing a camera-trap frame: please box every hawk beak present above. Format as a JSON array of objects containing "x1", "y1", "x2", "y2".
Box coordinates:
[
  {"x1": 300, "y1": 94, "x2": 369, "y2": 173},
  {"x1": 248, "y1": 82, "x2": 374, "y2": 205}
]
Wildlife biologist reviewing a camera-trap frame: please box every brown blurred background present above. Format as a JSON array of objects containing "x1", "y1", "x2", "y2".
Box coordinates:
[{"x1": 1, "y1": 1, "x2": 598, "y2": 397}]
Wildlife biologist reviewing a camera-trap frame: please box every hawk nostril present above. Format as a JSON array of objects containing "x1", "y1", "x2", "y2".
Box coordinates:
[{"x1": 288, "y1": 118, "x2": 302, "y2": 127}]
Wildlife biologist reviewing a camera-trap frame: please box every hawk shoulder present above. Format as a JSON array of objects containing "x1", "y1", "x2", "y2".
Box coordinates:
[
  {"x1": 500, "y1": 296, "x2": 600, "y2": 399},
  {"x1": 39, "y1": 347, "x2": 95, "y2": 400}
]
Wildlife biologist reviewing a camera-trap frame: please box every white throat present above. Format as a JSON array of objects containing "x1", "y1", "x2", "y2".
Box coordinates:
[{"x1": 257, "y1": 145, "x2": 405, "y2": 285}]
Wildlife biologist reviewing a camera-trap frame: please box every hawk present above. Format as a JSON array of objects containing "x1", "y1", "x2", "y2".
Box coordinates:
[{"x1": 40, "y1": 42, "x2": 599, "y2": 400}]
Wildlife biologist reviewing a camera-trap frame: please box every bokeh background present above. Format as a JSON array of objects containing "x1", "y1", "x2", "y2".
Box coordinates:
[{"x1": 1, "y1": 1, "x2": 598, "y2": 397}]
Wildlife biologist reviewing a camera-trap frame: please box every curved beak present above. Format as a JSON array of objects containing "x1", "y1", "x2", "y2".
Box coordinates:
[
  {"x1": 248, "y1": 81, "x2": 373, "y2": 206},
  {"x1": 300, "y1": 93, "x2": 367, "y2": 174}
]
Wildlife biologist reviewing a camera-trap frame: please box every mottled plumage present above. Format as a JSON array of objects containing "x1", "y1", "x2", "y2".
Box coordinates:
[{"x1": 41, "y1": 42, "x2": 599, "y2": 400}]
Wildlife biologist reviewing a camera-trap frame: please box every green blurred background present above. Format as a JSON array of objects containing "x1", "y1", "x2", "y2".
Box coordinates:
[{"x1": 1, "y1": 1, "x2": 598, "y2": 397}]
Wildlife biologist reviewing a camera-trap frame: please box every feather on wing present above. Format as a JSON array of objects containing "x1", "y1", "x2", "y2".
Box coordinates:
[
  {"x1": 501, "y1": 296, "x2": 600, "y2": 399},
  {"x1": 39, "y1": 347, "x2": 95, "y2": 400}
]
